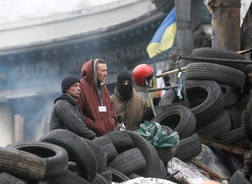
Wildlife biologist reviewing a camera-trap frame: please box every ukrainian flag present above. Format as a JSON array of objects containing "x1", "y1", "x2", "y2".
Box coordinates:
[{"x1": 147, "y1": 7, "x2": 176, "y2": 58}]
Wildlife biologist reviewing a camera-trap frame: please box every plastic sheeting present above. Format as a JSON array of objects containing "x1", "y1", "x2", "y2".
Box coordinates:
[
  {"x1": 186, "y1": 144, "x2": 232, "y2": 180},
  {"x1": 112, "y1": 177, "x2": 177, "y2": 184},
  {"x1": 167, "y1": 157, "x2": 209, "y2": 184},
  {"x1": 135, "y1": 120, "x2": 180, "y2": 148}
]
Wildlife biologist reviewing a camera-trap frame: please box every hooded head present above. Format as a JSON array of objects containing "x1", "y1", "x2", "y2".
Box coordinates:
[
  {"x1": 81, "y1": 59, "x2": 107, "y2": 87},
  {"x1": 61, "y1": 75, "x2": 80, "y2": 93},
  {"x1": 116, "y1": 70, "x2": 133, "y2": 99},
  {"x1": 94, "y1": 59, "x2": 107, "y2": 87}
]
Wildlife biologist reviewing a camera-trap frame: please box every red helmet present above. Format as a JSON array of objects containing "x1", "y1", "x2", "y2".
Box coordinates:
[{"x1": 132, "y1": 64, "x2": 154, "y2": 87}]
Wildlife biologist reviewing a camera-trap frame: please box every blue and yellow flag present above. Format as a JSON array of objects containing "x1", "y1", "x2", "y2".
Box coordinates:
[{"x1": 146, "y1": 7, "x2": 176, "y2": 58}]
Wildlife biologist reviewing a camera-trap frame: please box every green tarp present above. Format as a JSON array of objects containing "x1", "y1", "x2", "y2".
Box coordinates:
[{"x1": 135, "y1": 120, "x2": 180, "y2": 148}]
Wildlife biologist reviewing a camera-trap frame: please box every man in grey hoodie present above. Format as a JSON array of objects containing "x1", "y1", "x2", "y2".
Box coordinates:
[{"x1": 49, "y1": 75, "x2": 96, "y2": 140}]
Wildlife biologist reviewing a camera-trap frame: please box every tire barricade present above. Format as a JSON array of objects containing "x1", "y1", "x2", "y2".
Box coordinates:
[
  {"x1": 1, "y1": 130, "x2": 170, "y2": 183},
  {"x1": 0, "y1": 47, "x2": 251, "y2": 183}
]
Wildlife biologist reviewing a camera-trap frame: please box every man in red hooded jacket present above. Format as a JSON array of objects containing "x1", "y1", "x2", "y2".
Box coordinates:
[{"x1": 77, "y1": 59, "x2": 117, "y2": 136}]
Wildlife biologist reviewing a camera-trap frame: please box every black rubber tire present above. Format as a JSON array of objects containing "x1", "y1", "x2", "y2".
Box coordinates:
[
  {"x1": 233, "y1": 140, "x2": 252, "y2": 150},
  {"x1": 84, "y1": 138, "x2": 108, "y2": 173},
  {"x1": 29, "y1": 181, "x2": 55, "y2": 184},
  {"x1": 156, "y1": 146, "x2": 178, "y2": 166},
  {"x1": 158, "y1": 159, "x2": 168, "y2": 179},
  {"x1": 92, "y1": 135, "x2": 118, "y2": 162},
  {"x1": 100, "y1": 169, "x2": 112, "y2": 184},
  {"x1": 108, "y1": 148, "x2": 147, "y2": 176},
  {"x1": 229, "y1": 169, "x2": 250, "y2": 184},
  {"x1": 191, "y1": 47, "x2": 247, "y2": 72},
  {"x1": 196, "y1": 109, "x2": 231, "y2": 139},
  {"x1": 0, "y1": 172, "x2": 26, "y2": 184},
  {"x1": 241, "y1": 24, "x2": 252, "y2": 62},
  {"x1": 159, "y1": 80, "x2": 225, "y2": 128},
  {"x1": 92, "y1": 173, "x2": 110, "y2": 184},
  {"x1": 243, "y1": 91, "x2": 252, "y2": 141},
  {"x1": 106, "y1": 166, "x2": 131, "y2": 182},
  {"x1": 151, "y1": 104, "x2": 196, "y2": 139},
  {"x1": 219, "y1": 84, "x2": 238, "y2": 108},
  {"x1": 218, "y1": 127, "x2": 248, "y2": 144},
  {"x1": 25, "y1": 180, "x2": 55, "y2": 184},
  {"x1": 104, "y1": 131, "x2": 134, "y2": 153},
  {"x1": 7, "y1": 141, "x2": 68, "y2": 180},
  {"x1": 52, "y1": 170, "x2": 89, "y2": 184},
  {"x1": 174, "y1": 133, "x2": 202, "y2": 161},
  {"x1": 185, "y1": 62, "x2": 246, "y2": 90},
  {"x1": 226, "y1": 106, "x2": 240, "y2": 129},
  {"x1": 126, "y1": 131, "x2": 163, "y2": 178},
  {"x1": 0, "y1": 147, "x2": 46, "y2": 182},
  {"x1": 161, "y1": 125, "x2": 174, "y2": 136},
  {"x1": 161, "y1": 125, "x2": 174, "y2": 135},
  {"x1": 40, "y1": 129, "x2": 97, "y2": 182},
  {"x1": 236, "y1": 94, "x2": 250, "y2": 128},
  {"x1": 67, "y1": 161, "x2": 79, "y2": 175},
  {"x1": 241, "y1": 24, "x2": 252, "y2": 50},
  {"x1": 154, "y1": 126, "x2": 178, "y2": 165},
  {"x1": 127, "y1": 173, "x2": 141, "y2": 179}
]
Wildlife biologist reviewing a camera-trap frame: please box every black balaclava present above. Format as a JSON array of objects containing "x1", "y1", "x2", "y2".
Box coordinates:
[{"x1": 116, "y1": 70, "x2": 133, "y2": 100}]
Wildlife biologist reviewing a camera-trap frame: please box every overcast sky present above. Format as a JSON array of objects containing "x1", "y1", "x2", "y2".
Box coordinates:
[{"x1": 0, "y1": 0, "x2": 120, "y2": 24}]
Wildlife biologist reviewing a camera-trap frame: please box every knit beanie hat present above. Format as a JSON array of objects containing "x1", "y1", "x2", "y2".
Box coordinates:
[
  {"x1": 116, "y1": 70, "x2": 133, "y2": 99},
  {"x1": 61, "y1": 75, "x2": 80, "y2": 93}
]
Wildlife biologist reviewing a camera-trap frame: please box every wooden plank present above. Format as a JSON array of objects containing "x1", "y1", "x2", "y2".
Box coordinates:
[
  {"x1": 156, "y1": 66, "x2": 187, "y2": 77},
  {"x1": 199, "y1": 136, "x2": 248, "y2": 156},
  {"x1": 190, "y1": 159, "x2": 222, "y2": 180},
  {"x1": 237, "y1": 48, "x2": 252, "y2": 54}
]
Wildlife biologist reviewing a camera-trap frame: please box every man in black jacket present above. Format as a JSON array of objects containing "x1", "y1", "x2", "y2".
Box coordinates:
[{"x1": 49, "y1": 75, "x2": 96, "y2": 140}]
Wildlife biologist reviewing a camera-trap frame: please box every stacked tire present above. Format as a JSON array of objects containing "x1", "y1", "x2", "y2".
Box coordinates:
[
  {"x1": 188, "y1": 48, "x2": 250, "y2": 148},
  {"x1": 0, "y1": 129, "x2": 168, "y2": 183},
  {"x1": 158, "y1": 47, "x2": 251, "y2": 161}
]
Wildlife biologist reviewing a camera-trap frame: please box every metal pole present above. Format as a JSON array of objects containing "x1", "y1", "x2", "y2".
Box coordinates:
[
  {"x1": 145, "y1": 79, "x2": 157, "y2": 117},
  {"x1": 148, "y1": 85, "x2": 179, "y2": 92},
  {"x1": 180, "y1": 55, "x2": 252, "y2": 64}
]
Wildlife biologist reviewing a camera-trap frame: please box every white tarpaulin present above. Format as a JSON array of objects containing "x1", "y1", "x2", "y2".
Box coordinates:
[
  {"x1": 113, "y1": 177, "x2": 177, "y2": 184},
  {"x1": 167, "y1": 157, "x2": 209, "y2": 184}
]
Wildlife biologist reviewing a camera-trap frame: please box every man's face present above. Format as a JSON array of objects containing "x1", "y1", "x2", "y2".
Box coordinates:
[
  {"x1": 122, "y1": 80, "x2": 130, "y2": 86},
  {"x1": 66, "y1": 82, "x2": 81, "y2": 98},
  {"x1": 97, "y1": 63, "x2": 107, "y2": 82}
]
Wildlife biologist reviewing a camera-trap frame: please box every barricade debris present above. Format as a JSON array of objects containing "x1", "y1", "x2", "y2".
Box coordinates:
[
  {"x1": 187, "y1": 144, "x2": 232, "y2": 180},
  {"x1": 167, "y1": 157, "x2": 209, "y2": 184},
  {"x1": 113, "y1": 177, "x2": 177, "y2": 184}
]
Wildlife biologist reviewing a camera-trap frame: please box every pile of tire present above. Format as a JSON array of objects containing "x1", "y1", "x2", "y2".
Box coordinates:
[
  {"x1": 1, "y1": 47, "x2": 252, "y2": 183},
  {"x1": 0, "y1": 129, "x2": 168, "y2": 183},
  {"x1": 188, "y1": 47, "x2": 251, "y2": 147},
  {"x1": 157, "y1": 47, "x2": 252, "y2": 161}
]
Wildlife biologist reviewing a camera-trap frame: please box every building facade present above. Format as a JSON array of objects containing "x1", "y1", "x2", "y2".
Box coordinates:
[{"x1": 0, "y1": 0, "x2": 211, "y2": 145}]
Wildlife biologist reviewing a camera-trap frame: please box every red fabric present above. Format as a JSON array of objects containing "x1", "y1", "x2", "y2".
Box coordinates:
[{"x1": 77, "y1": 60, "x2": 116, "y2": 136}]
